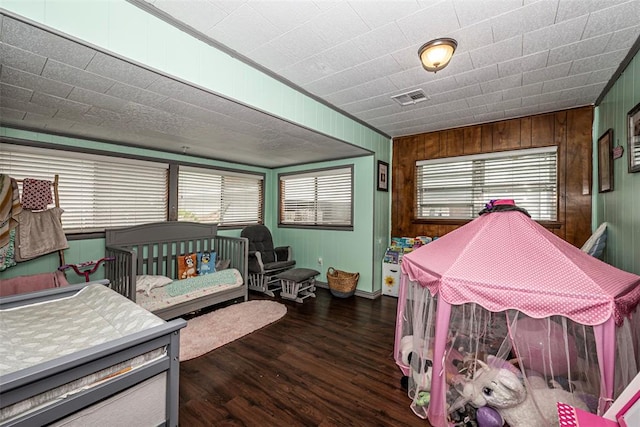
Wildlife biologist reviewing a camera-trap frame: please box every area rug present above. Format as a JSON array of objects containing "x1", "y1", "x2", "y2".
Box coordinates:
[{"x1": 179, "y1": 300, "x2": 287, "y2": 361}]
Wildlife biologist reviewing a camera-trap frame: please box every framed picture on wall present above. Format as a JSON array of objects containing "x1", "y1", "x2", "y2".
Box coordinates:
[
  {"x1": 628, "y1": 102, "x2": 640, "y2": 173},
  {"x1": 377, "y1": 160, "x2": 389, "y2": 192},
  {"x1": 598, "y1": 128, "x2": 614, "y2": 193}
]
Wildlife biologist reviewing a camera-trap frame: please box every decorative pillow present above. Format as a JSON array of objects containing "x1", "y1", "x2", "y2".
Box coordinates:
[
  {"x1": 178, "y1": 253, "x2": 198, "y2": 279},
  {"x1": 197, "y1": 251, "x2": 217, "y2": 275},
  {"x1": 215, "y1": 259, "x2": 231, "y2": 271},
  {"x1": 136, "y1": 275, "x2": 173, "y2": 296}
]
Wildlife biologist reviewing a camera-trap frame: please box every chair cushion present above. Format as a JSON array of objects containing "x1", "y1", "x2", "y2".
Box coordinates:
[{"x1": 264, "y1": 260, "x2": 296, "y2": 273}]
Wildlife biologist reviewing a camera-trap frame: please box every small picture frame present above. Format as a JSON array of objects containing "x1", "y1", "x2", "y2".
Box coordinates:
[
  {"x1": 627, "y1": 101, "x2": 640, "y2": 173},
  {"x1": 377, "y1": 160, "x2": 389, "y2": 192},
  {"x1": 598, "y1": 129, "x2": 614, "y2": 193}
]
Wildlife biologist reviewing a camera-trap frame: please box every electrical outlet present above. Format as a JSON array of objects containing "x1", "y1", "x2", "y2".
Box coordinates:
[{"x1": 318, "y1": 257, "x2": 323, "y2": 266}]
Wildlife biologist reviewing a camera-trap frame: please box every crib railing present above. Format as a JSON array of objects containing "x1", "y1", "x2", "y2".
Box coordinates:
[
  {"x1": 105, "y1": 245, "x2": 137, "y2": 300},
  {"x1": 106, "y1": 235, "x2": 247, "y2": 302}
]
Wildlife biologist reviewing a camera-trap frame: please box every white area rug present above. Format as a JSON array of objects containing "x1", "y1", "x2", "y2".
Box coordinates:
[{"x1": 180, "y1": 300, "x2": 287, "y2": 361}]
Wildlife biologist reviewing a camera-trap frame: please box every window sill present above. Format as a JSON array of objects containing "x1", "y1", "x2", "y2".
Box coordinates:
[
  {"x1": 278, "y1": 224, "x2": 354, "y2": 231},
  {"x1": 413, "y1": 218, "x2": 562, "y2": 229}
]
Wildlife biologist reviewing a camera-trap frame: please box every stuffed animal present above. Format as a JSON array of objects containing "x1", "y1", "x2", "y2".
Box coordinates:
[
  {"x1": 180, "y1": 254, "x2": 197, "y2": 279},
  {"x1": 400, "y1": 334, "x2": 419, "y2": 365},
  {"x1": 399, "y1": 335, "x2": 464, "y2": 392},
  {"x1": 198, "y1": 251, "x2": 215, "y2": 275},
  {"x1": 399, "y1": 335, "x2": 434, "y2": 392},
  {"x1": 476, "y1": 406, "x2": 503, "y2": 427},
  {"x1": 461, "y1": 360, "x2": 589, "y2": 427}
]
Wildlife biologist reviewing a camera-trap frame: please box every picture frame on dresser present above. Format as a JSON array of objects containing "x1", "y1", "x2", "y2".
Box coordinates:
[
  {"x1": 628, "y1": 101, "x2": 640, "y2": 173},
  {"x1": 598, "y1": 128, "x2": 614, "y2": 193}
]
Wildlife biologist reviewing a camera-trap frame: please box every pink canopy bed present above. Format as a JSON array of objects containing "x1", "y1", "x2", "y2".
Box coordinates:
[{"x1": 394, "y1": 201, "x2": 640, "y2": 427}]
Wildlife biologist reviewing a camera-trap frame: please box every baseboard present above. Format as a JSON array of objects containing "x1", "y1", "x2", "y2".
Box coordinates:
[
  {"x1": 315, "y1": 281, "x2": 381, "y2": 299},
  {"x1": 355, "y1": 289, "x2": 381, "y2": 299}
]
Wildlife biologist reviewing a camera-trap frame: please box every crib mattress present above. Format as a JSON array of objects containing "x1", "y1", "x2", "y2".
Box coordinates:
[
  {"x1": 136, "y1": 267, "x2": 243, "y2": 313},
  {"x1": 0, "y1": 284, "x2": 166, "y2": 423},
  {"x1": 0, "y1": 283, "x2": 164, "y2": 375}
]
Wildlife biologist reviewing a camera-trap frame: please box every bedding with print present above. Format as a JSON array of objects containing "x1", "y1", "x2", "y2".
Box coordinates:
[{"x1": 136, "y1": 268, "x2": 243, "y2": 313}]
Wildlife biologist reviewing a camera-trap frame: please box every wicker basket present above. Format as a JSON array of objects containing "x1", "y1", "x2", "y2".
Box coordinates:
[{"x1": 327, "y1": 267, "x2": 359, "y2": 298}]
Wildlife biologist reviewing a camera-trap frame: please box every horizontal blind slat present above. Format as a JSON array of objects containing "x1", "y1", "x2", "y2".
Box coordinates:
[
  {"x1": 2, "y1": 144, "x2": 168, "y2": 231},
  {"x1": 178, "y1": 167, "x2": 263, "y2": 225},
  {"x1": 416, "y1": 147, "x2": 557, "y2": 221},
  {"x1": 280, "y1": 169, "x2": 352, "y2": 226}
]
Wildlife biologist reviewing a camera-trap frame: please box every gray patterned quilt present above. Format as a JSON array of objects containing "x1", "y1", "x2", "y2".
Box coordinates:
[{"x1": 0, "y1": 283, "x2": 164, "y2": 376}]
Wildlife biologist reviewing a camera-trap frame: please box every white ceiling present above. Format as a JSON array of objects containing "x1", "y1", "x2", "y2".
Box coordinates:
[{"x1": 1, "y1": 1, "x2": 640, "y2": 168}]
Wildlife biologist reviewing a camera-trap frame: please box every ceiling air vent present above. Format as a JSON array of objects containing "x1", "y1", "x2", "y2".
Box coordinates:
[{"x1": 391, "y1": 89, "x2": 428, "y2": 106}]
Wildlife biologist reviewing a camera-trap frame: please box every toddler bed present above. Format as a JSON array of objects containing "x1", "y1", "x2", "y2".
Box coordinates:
[
  {"x1": 105, "y1": 221, "x2": 248, "y2": 320},
  {"x1": 0, "y1": 280, "x2": 186, "y2": 426}
]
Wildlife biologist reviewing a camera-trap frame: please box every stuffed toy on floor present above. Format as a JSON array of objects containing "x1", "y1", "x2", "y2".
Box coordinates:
[
  {"x1": 399, "y1": 335, "x2": 434, "y2": 393},
  {"x1": 460, "y1": 360, "x2": 589, "y2": 427}
]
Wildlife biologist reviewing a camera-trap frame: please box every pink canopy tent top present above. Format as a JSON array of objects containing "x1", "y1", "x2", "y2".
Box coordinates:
[{"x1": 401, "y1": 209, "x2": 640, "y2": 326}]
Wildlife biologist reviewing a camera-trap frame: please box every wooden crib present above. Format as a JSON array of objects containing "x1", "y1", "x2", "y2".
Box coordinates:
[{"x1": 105, "y1": 221, "x2": 248, "y2": 320}]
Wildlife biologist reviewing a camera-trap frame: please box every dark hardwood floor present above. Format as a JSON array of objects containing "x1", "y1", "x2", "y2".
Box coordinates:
[{"x1": 178, "y1": 287, "x2": 428, "y2": 426}]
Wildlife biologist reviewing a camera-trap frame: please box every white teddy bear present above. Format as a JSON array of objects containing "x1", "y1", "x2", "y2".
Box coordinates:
[{"x1": 461, "y1": 360, "x2": 589, "y2": 427}]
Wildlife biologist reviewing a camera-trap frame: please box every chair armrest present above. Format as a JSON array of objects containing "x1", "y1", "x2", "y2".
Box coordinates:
[
  {"x1": 274, "y1": 246, "x2": 292, "y2": 262},
  {"x1": 248, "y1": 250, "x2": 266, "y2": 273}
]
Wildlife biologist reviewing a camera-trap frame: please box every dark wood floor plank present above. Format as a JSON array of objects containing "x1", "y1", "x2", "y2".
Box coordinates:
[{"x1": 179, "y1": 288, "x2": 428, "y2": 426}]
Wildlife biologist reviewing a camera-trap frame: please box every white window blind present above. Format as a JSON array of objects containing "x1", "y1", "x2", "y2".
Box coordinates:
[
  {"x1": 280, "y1": 167, "x2": 353, "y2": 227},
  {"x1": 0, "y1": 144, "x2": 168, "y2": 231},
  {"x1": 416, "y1": 147, "x2": 557, "y2": 220},
  {"x1": 178, "y1": 166, "x2": 263, "y2": 226}
]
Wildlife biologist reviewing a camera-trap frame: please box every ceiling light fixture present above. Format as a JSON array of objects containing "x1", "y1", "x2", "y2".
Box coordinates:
[{"x1": 418, "y1": 38, "x2": 457, "y2": 73}]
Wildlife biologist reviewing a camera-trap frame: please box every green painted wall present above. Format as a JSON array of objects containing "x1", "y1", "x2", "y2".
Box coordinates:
[
  {"x1": 0, "y1": 1, "x2": 392, "y2": 293},
  {"x1": 270, "y1": 155, "x2": 388, "y2": 295},
  {"x1": 1, "y1": 131, "x2": 389, "y2": 294},
  {"x1": 593, "y1": 52, "x2": 640, "y2": 275}
]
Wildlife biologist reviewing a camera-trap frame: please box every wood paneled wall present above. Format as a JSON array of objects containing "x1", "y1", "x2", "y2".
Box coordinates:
[{"x1": 391, "y1": 106, "x2": 593, "y2": 248}]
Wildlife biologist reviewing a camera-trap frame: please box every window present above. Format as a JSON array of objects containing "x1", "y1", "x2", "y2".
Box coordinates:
[
  {"x1": 416, "y1": 147, "x2": 557, "y2": 221},
  {"x1": 279, "y1": 166, "x2": 353, "y2": 228},
  {"x1": 178, "y1": 166, "x2": 263, "y2": 226},
  {"x1": 1, "y1": 144, "x2": 168, "y2": 232},
  {"x1": 1, "y1": 143, "x2": 266, "y2": 231}
]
